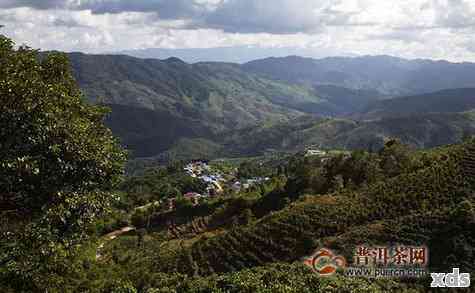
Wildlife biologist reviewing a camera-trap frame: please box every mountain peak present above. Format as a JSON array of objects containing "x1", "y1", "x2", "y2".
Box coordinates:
[{"x1": 164, "y1": 57, "x2": 186, "y2": 64}]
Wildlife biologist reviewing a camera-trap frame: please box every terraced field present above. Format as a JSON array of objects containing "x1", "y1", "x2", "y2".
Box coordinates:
[
  {"x1": 151, "y1": 142, "x2": 474, "y2": 276},
  {"x1": 463, "y1": 144, "x2": 475, "y2": 182}
]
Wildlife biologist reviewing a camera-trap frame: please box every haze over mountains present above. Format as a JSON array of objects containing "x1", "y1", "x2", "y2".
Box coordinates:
[
  {"x1": 244, "y1": 55, "x2": 475, "y2": 97},
  {"x1": 68, "y1": 53, "x2": 475, "y2": 160},
  {"x1": 359, "y1": 88, "x2": 475, "y2": 120},
  {"x1": 117, "y1": 46, "x2": 348, "y2": 64}
]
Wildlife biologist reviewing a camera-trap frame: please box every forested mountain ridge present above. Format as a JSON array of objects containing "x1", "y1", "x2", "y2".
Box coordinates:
[
  {"x1": 68, "y1": 52, "x2": 475, "y2": 160},
  {"x1": 358, "y1": 88, "x2": 475, "y2": 119},
  {"x1": 124, "y1": 110, "x2": 475, "y2": 168},
  {"x1": 243, "y1": 55, "x2": 475, "y2": 97},
  {"x1": 68, "y1": 52, "x2": 338, "y2": 133},
  {"x1": 221, "y1": 111, "x2": 475, "y2": 155}
]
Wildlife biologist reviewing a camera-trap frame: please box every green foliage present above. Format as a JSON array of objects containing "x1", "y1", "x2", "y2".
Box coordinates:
[
  {"x1": 0, "y1": 36, "x2": 126, "y2": 291},
  {"x1": 95, "y1": 207, "x2": 131, "y2": 235},
  {"x1": 119, "y1": 165, "x2": 206, "y2": 209},
  {"x1": 152, "y1": 263, "x2": 418, "y2": 292},
  {"x1": 24, "y1": 140, "x2": 471, "y2": 292},
  {"x1": 174, "y1": 195, "x2": 195, "y2": 210},
  {"x1": 76, "y1": 262, "x2": 419, "y2": 293},
  {"x1": 378, "y1": 139, "x2": 414, "y2": 177},
  {"x1": 282, "y1": 140, "x2": 437, "y2": 198},
  {"x1": 237, "y1": 161, "x2": 273, "y2": 179},
  {"x1": 145, "y1": 142, "x2": 472, "y2": 278}
]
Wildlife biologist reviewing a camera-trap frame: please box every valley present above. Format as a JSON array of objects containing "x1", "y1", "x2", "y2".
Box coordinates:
[{"x1": 67, "y1": 53, "x2": 475, "y2": 164}]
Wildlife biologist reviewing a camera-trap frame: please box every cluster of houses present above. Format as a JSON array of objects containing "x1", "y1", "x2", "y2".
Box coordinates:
[
  {"x1": 184, "y1": 161, "x2": 224, "y2": 196},
  {"x1": 305, "y1": 149, "x2": 327, "y2": 157},
  {"x1": 183, "y1": 160, "x2": 211, "y2": 177},
  {"x1": 164, "y1": 161, "x2": 226, "y2": 210},
  {"x1": 231, "y1": 177, "x2": 270, "y2": 192},
  {"x1": 304, "y1": 148, "x2": 352, "y2": 165},
  {"x1": 165, "y1": 160, "x2": 273, "y2": 210}
]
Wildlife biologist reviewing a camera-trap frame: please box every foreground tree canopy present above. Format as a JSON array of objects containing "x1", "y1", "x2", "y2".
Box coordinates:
[{"x1": 0, "y1": 35, "x2": 126, "y2": 290}]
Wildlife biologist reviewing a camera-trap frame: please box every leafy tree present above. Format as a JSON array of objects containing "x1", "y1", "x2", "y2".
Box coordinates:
[
  {"x1": 240, "y1": 208, "x2": 255, "y2": 225},
  {"x1": 137, "y1": 228, "x2": 147, "y2": 247},
  {"x1": 119, "y1": 165, "x2": 205, "y2": 209},
  {"x1": 0, "y1": 36, "x2": 126, "y2": 291},
  {"x1": 378, "y1": 138, "x2": 412, "y2": 177},
  {"x1": 174, "y1": 195, "x2": 194, "y2": 210},
  {"x1": 237, "y1": 161, "x2": 272, "y2": 179}
]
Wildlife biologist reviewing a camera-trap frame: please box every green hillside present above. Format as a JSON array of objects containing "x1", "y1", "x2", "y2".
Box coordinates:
[
  {"x1": 103, "y1": 104, "x2": 215, "y2": 157},
  {"x1": 68, "y1": 53, "x2": 331, "y2": 134},
  {"x1": 80, "y1": 140, "x2": 475, "y2": 292},
  {"x1": 217, "y1": 112, "x2": 475, "y2": 156},
  {"x1": 148, "y1": 143, "x2": 472, "y2": 275},
  {"x1": 68, "y1": 53, "x2": 475, "y2": 160},
  {"x1": 359, "y1": 88, "x2": 475, "y2": 119},
  {"x1": 243, "y1": 55, "x2": 475, "y2": 97},
  {"x1": 120, "y1": 111, "x2": 475, "y2": 166}
]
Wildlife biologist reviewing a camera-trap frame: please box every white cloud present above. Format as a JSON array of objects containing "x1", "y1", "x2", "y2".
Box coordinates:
[{"x1": 0, "y1": 0, "x2": 475, "y2": 61}]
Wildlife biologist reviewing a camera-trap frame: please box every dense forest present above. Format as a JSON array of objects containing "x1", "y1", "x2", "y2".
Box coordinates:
[{"x1": 1, "y1": 36, "x2": 474, "y2": 292}]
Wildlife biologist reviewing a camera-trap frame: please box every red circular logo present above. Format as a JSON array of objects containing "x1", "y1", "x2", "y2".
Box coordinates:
[{"x1": 304, "y1": 248, "x2": 347, "y2": 276}]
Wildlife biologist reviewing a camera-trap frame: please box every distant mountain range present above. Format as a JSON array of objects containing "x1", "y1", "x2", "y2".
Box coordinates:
[
  {"x1": 244, "y1": 55, "x2": 475, "y2": 97},
  {"x1": 358, "y1": 88, "x2": 475, "y2": 120},
  {"x1": 116, "y1": 46, "x2": 345, "y2": 64},
  {"x1": 68, "y1": 53, "x2": 475, "y2": 160}
]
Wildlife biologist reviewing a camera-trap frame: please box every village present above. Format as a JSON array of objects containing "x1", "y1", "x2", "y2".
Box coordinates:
[
  {"x1": 177, "y1": 148, "x2": 332, "y2": 209},
  {"x1": 163, "y1": 149, "x2": 336, "y2": 239},
  {"x1": 166, "y1": 160, "x2": 271, "y2": 209},
  {"x1": 135, "y1": 149, "x2": 334, "y2": 215}
]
